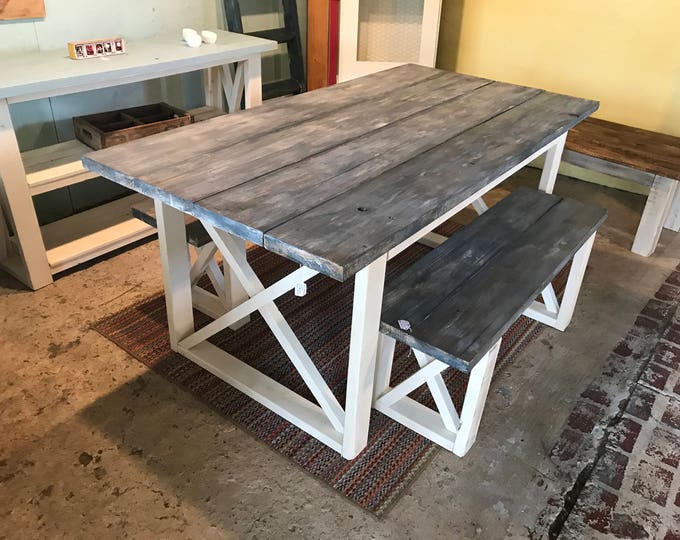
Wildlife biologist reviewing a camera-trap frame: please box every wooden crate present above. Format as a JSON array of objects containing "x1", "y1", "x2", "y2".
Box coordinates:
[{"x1": 73, "y1": 103, "x2": 191, "y2": 150}]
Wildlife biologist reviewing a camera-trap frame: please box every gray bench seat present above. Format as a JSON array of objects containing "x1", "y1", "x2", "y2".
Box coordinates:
[{"x1": 373, "y1": 187, "x2": 606, "y2": 456}]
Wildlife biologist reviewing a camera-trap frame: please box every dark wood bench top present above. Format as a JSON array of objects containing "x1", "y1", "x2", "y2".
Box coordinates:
[
  {"x1": 131, "y1": 200, "x2": 211, "y2": 247},
  {"x1": 566, "y1": 117, "x2": 680, "y2": 182},
  {"x1": 380, "y1": 188, "x2": 607, "y2": 373},
  {"x1": 83, "y1": 64, "x2": 598, "y2": 282}
]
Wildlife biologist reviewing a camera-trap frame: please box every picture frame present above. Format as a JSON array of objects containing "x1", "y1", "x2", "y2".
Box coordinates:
[{"x1": 68, "y1": 38, "x2": 126, "y2": 60}]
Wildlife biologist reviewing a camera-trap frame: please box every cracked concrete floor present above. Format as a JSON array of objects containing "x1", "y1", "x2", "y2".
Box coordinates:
[{"x1": 1, "y1": 171, "x2": 679, "y2": 539}]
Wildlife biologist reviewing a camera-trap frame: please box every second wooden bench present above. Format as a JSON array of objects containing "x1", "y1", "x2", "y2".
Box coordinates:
[
  {"x1": 374, "y1": 187, "x2": 607, "y2": 457},
  {"x1": 562, "y1": 117, "x2": 680, "y2": 256}
]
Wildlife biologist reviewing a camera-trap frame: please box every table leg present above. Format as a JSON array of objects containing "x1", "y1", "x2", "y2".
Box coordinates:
[
  {"x1": 154, "y1": 199, "x2": 195, "y2": 349},
  {"x1": 243, "y1": 54, "x2": 263, "y2": 109},
  {"x1": 202, "y1": 66, "x2": 224, "y2": 112},
  {"x1": 538, "y1": 132, "x2": 567, "y2": 193},
  {"x1": 342, "y1": 254, "x2": 388, "y2": 459},
  {"x1": 0, "y1": 98, "x2": 52, "y2": 289}
]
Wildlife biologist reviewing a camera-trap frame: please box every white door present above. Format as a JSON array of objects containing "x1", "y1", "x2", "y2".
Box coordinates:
[{"x1": 338, "y1": 0, "x2": 443, "y2": 82}]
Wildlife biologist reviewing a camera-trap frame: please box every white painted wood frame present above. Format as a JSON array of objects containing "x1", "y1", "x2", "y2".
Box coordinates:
[
  {"x1": 538, "y1": 133, "x2": 567, "y2": 194},
  {"x1": 338, "y1": 0, "x2": 443, "y2": 82},
  {"x1": 632, "y1": 176, "x2": 678, "y2": 256},
  {"x1": 0, "y1": 98, "x2": 52, "y2": 288},
  {"x1": 522, "y1": 232, "x2": 596, "y2": 331},
  {"x1": 664, "y1": 189, "x2": 680, "y2": 232},
  {"x1": 556, "y1": 146, "x2": 680, "y2": 257},
  {"x1": 154, "y1": 201, "x2": 388, "y2": 459},
  {"x1": 373, "y1": 337, "x2": 502, "y2": 456}
]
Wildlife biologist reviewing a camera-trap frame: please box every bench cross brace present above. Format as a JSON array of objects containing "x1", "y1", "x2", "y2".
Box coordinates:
[
  {"x1": 522, "y1": 232, "x2": 596, "y2": 331},
  {"x1": 373, "y1": 336, "x2": 502, "y2": 457}
]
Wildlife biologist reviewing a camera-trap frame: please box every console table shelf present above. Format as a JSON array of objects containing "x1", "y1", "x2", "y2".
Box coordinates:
[{"x1": 22, "y1": 139, "x2": 96, "y2": 195}]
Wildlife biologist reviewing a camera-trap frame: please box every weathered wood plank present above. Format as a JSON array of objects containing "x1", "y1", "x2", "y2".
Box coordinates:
[
  {"x1": 566, "y1": 117, "x2": 680, "y2": 182},
  {"x1": 198, "y1": 82, "x2": 542, "y2": 243},
  {"x1": 83, "y1": 65, "x2": 475, "y2": 192},
  {"x1": 264, "y1": 91, "x2": 599, "y2": 280},
  {"x1": 380, "y1": 188, "x2": 607, "y2": 372},
  {"x1": 144, "y1": 72, "x2": 492, "y2": 201}
]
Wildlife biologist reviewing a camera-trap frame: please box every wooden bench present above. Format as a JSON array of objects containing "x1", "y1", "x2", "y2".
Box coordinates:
[
  {"x1": 373, "y1": 188, "x2": 607, "y2": 457},
  {"x1": 562, "y1": 117, "x2": 680, "y2": 256}
]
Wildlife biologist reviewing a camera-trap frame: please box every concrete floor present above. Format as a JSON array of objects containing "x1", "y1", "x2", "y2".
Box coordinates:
[{"x1": 1, "y1": 171, "x2": 679, "y2": 539}]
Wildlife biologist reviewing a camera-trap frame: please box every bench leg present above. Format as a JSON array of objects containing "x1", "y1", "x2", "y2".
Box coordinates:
[
  {"x1": 554, "y1": 232, "x2": 596, "y2": 330},
  {"x1": 664, "y1": 187, "x2": 680, "y2": 232},
  {"x1": 373, "y1": 337, "x2": 501, "y2": 457},
  {"x1": 373, "y1": 334, "x2": 396, "y2": 402},
  {"x1": 523, "y1": 232, "x2": 596, "y2": 331},
  {"x1": 632, "y1": 175, "x2": 678, "y2": 256},
  {"x1": 453, "y1": 339, "x2": 501, "y2": 456}
]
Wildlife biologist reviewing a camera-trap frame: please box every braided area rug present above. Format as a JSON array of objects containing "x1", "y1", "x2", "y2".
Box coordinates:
[{"x1": 93, "y1": 236, "x2": 566, "y2": 515}]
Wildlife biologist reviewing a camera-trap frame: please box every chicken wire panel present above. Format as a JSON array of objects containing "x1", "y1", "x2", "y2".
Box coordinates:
[{"x1": 357, "y1": 0, "x2": 424, "y2": 62}]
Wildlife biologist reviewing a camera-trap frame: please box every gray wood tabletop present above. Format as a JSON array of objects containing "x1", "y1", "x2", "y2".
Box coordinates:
[{"x1": 83, "y1": 64, "x2": 599, "y2": 281}]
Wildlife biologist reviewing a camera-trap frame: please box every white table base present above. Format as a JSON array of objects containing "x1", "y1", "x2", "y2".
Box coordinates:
[{"x1": 152, "y1": 133, "x2": 568, "y2": 459}]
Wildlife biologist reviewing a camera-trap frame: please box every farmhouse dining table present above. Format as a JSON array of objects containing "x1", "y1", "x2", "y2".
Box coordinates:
[{"x1": 83, "y1": 64, "x2": 598, "y2": 459}]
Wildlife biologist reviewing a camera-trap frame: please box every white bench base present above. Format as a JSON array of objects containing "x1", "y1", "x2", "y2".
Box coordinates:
[{"x1": 559, "y1": 149, "x2": 680, "y2": 257}]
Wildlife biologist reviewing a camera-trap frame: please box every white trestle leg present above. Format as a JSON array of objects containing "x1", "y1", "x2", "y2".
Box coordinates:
[
  {"x1": 540, "y1": 283, "x2": 560, "y2": 314},
  {"x1": 154, "y1": 200, "x2": 195, "y2": 350},
  {"x1": 373, "y1": 338, "x2": 501, "y2": 457},
  {"x1": 222, "y1": 235, "x2": 250, "y2": 329},
  {"x1": 522, "y1": 232, "x2": 596, "y2": 331},
  {"x1": 538, "y1": 132, "x2": 567, "y2": 194},
  {"x1": 452, "y1": 339, "x2": 501, "y2": 456},
  {"x1": 187, "y1": 241, "x2": 251, "y2": 329},
  {"x1": 189, "y1": 243, "x2": 223, "y2": 318},
  {"x1": 343, "y1": 255, "x2": 388, "y2": 459},
  {"x1": 168, "y1": 220, "x2": 384, "y2": 454}
]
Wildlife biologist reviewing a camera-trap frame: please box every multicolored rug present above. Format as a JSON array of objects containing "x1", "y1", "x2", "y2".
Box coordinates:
[{"x1": 93, "y1": 234, "x2": 566, "y2": 515}]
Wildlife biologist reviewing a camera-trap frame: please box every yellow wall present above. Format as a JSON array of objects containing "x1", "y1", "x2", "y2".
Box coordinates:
[{"x1": 437, "y1": 0, "x2": 680, "y2": 137}]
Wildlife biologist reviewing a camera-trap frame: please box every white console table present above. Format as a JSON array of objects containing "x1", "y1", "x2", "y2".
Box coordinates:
[{"x1": 0, "y1": 30, "x2": 276, "y2": 290}]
